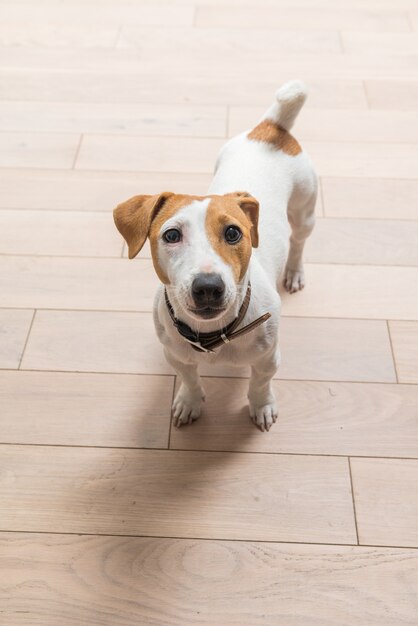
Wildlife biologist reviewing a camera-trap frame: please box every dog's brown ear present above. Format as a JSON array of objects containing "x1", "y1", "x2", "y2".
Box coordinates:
[
  {"x1": 226, "y1": 191, "x2": 259, "y2": 248},
  {"x1": 113, "y1": 192, "x2": 173, "y2": 259}
]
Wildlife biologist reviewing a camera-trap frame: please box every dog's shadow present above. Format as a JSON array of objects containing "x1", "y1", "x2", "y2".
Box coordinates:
[{"x1": 74, "y1": 376, "x2": 264, "y2": 536}]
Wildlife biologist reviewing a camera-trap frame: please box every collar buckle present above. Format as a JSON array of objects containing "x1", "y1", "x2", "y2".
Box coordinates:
[{"x1": 183, "y1": 338, "x2": 215, "y2": 353}]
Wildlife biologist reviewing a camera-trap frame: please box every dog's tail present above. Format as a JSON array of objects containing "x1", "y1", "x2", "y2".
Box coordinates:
[{"x1": 263, "y1": 80, "x2": 308, "y2": 131}]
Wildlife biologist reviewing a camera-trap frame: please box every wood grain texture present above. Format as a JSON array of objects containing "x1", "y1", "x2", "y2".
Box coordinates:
[
  {"x1": 119, "y1": 25, "x2": 343, "y2": 56},
  {"x1": 170, "y1": 378, "x2": 418, "y2": 457},
  {"x1": 21, "y1": 310, "x2": 172, "y2": 374},
  {"x1": 305, "y1": 218, "x2": 418, "y2": 266},
  {"x1": 351, "y1": 458, "x2": 418, "y2": 547},
  {"x1": 321, "y1": 177, "x2": 418, "y2": 220},
  {"x1": 0, "y1": 23, "x2": 119, "y2": 47},
  {"x1": 0, "y1": 169, "x2": 212, "y2": 211},
  {"x1": 0, "y1": 71, "x2": 368, "y2": 107},
  {"x1": 0, "y1": 445, "x2": 356, "y2": 542},
  {"x1": 20, "y1": 310, "x2": 396, "y2": 382},
  {"x1": 76, "y1": 134, "x2": 224, "y2": 173},
  {"x1": 303, "y1": 141, "x2": 418, "y2": 178},
  {"x1": 365, "y1": 80, "x2": 418, "y2": 110},
  {"x1": 389, "y1": 321, "x2": 418, "y2": 383},
  {"x1": 1, "y1": 533, "x2": 418, "y2": 626},
  {"x1": 0, "y1": 3, "x2": 195, "y2": 26},
  {"x1": 0, "y1": 210, "x2": 123, "y2": 257},
  {"x1": 0, "y1": 309, "x2": 33, "y2": 368},
  {"x1": 0, "y1": 256, "x2": 159, "y2": 310},
  {"x1": 0, "y1": 101, "x2": 227, "y2": 137},
  {"x1": 0, "y1": 132, "x2": 80, "y2": 168},
  {"x1": 277, "y1": 317, "x2": 396, "y2": 383},
  {"x1": 280, "y1": 265, "x2": 418, "y2": 321},
  {"x1": 195, "y1": 6, "x2": 411, "y2": 31},
  {"x1": 342, "y1": 31, "x2": 418, "y2": 55},
  {"x1": 3, "y1": 47, "x2": 418, "y2": 78},
  {"x1": 0, "y1": 371, "x2": 173, "y2": 448}
]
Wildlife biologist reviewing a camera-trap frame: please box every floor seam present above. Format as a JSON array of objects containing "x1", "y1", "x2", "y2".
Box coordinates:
[
  {"x1": 348, "y1": 457, "x2": 360, "y2": 545},
  {"x1": 17, "y1": 309, "x2": 36, "y2": 370}
]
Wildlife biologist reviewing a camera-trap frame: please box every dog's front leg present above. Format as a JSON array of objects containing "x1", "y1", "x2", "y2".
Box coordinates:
[
  {"x1": 248, "y1": 348, "x2": 280, "y2": 432},
  {"x1": 164, "y1": 347, "x2": 205, "y2": 428}
]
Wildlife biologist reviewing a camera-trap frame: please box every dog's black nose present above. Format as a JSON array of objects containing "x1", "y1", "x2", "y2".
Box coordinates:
[{"x1": 192, "y1": 273, "x2": 225, "y2": 307}]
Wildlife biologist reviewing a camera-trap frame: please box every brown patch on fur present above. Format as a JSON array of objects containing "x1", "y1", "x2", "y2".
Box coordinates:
[
  {"x1": 114, "y1": 192, "x2": 202, "y2": 284},
  {"x1": 115, "y1": 192, "x2": 260, "y2": 285},
  {"x1": 113, "y1": 192, "x2": 173, "y2": 260},
  {"x1": 148, "y1": 194, "x2": 204, "y2": 284},
  {"x1": 205, "y1": 194, "x2": 259, "y2": 282},
  {"x1": 248, "y1": 119, "x2": 301, "y2": 156}
]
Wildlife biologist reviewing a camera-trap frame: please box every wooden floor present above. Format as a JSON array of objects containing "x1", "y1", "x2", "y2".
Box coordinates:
[{"x1": 1, "y1": 0, "x2": 418, "y2": 624}]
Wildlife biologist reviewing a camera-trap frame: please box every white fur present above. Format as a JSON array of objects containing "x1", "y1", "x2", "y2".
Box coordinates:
[
  {"x1": 153, "y1": 80, "x2": 317, "y2": 431},
  {"x1": 157, "y1": 198, "x2": 239, "y2": 326}
]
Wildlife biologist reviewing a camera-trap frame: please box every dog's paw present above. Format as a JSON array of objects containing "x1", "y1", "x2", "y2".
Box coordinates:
[
  {"x1": 172, "y1": 385, "x2": 204, "y2": 428},
  {"x1": 283, "y1": 267, "x2": 305, "y2": 294},
  {"x1": 249, "y1": 401, "x2": 278, "y2": 432}
]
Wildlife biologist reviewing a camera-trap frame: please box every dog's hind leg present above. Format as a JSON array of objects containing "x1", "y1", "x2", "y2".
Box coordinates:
[
  {"x1": 283, "y1": 187, "x2": 316, "y2": 293},
  {"x1": 282, "y1": 129, "x2": 318, "y2": 297}
]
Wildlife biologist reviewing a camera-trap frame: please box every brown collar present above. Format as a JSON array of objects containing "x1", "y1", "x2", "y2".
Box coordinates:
[{"x1": 164, "y1": 282, "x2": 271, "y2": 353}]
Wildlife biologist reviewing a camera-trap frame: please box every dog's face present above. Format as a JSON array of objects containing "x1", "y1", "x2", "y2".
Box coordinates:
[{"x1": 114, "y1": 192, "x2": 259, "y2": 321}]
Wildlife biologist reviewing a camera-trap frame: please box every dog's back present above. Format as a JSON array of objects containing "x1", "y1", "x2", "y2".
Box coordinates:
[{"x1": 208, "y1": 80, "x2": 317, "y2": 288}]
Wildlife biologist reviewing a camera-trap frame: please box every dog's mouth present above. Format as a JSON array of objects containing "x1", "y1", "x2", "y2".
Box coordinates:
[{"x1": 187, "y1": 306, "x2": 227, "y2": 320}]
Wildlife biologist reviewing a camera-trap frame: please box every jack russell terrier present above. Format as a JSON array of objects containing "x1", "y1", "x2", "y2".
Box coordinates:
[{"x1": 114, "y1": 80, "x2": 317, "y2": 432}]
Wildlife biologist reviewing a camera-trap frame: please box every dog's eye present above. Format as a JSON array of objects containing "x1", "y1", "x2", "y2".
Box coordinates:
[
  {"x1": 163, "y1": 228, "x2": 182, "y2": 244},
  {"x1": 224, "y1": 225, "x2": 242, "y2": 244}
]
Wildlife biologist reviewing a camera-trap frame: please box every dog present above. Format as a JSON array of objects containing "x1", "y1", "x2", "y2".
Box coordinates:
[{"x1": 114, "y1": 79, "x2": 317, "y2": 432}]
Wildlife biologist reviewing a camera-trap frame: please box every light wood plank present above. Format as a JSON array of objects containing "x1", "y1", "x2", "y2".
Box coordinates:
[
  {"x1": 0, "y1": 102, "x2": 227, "y2": 137},
  {"x1": 170, "y1": 379, "x2": 418, "y2": 458},
  {"x1": 195, "y1": 6, "x2": 411, "y2": 31},
  {"x1": 20, "y1": 310, "x2": 396, "y2": 383},
  {"x1": 76, "y1": 135, "x2": 224, "y2": 173},
  {"x1": 389, "y1": 321, "x2": 418, "y2": 383},
  {"x1": 197, "y1": 317, "x2": 396, "y2": 383},
  {"x1": 0, "y1": 3, "x2": 195, "y2": 26},
  {"x1": 351, "y1": 458, "x2": 418, "y2": 547},
  {"x1": 0, "y1": 445, "x2": 356, "y2": 542},
  {"x1": 278, "y1": 317, "x2": 396, "y2": 383},
  {"x1": 306, "y1": 218, "x2": 418, "y2": 266},
  {"x1": 0, "y1": 210, "x2": 122, "y2": 256},
  {"x1": 304, "y1": 141, "x2": 418, "y2": 179},
  {"x1": 408, "y1": 11, "x2": 418, "y2": 31},
  {"x1": 21, "y1": 310, "x2": 172, "y2": 375},
  {"x1": 0, "y1": 23, "x2": 118, "y2": 47},
  {"x1": 229, "y1": 107, "x2": 418, "y2": 143},
  {"x1": 0, "y1": 256, "x2": 159, "y2": 310},
  {"x1": 0, "y1": 309, "x2": 33, "y2": 369},
  {"x1": 0, "y1": 371, "x2": 172, "y2": 448},
  {"x1": 119, "y1": 25, "x2": 342, "y2": 56},
  {"x1": 0, "y1": 71, "x2": 368, "y2": 107},
  {"x1": 2, "y1": 534, "x2": 418, "y2": 626},
  {"x1": 77, "y1": 137, "x2": 418, "y2": 178},
  {"x1": 321, "y1": 177, "x2": 418, "y2": 220},
  {"x1": 0, "y1": 169, "x2": 212, "y2": 211},
  {"x1": 343, "y1": 31, "x2": 418, "y2": 55},
  {"x1": 3, "y1": 47, "x2": 417, "y2": 77},
  {"x1": 365, "y1": 80, "x2": 418, "y2": 110},
  {"x1": 281, "y1": 265, "x2": 418, "y2": 321},
  {"x1": 0, "y1": 132, "x2": 80, "y2": 169},
  {"x1": 1, "y1": 0, "x2": 416, "y2": 7}
]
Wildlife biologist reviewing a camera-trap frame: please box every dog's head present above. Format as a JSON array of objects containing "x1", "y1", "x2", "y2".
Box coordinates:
[{"x1": 114, "y1": 192, "x2": 259, "y2": 322}]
